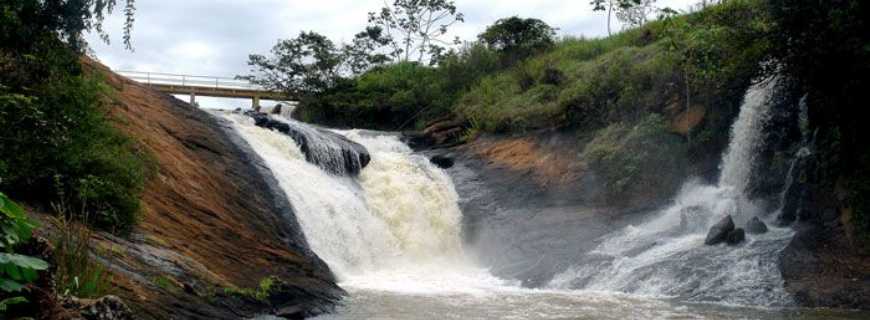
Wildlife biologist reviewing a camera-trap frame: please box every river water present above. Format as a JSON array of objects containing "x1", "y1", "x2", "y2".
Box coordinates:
[{"x1": 224, "y1": 79, "x2": 869, "y2": 319}]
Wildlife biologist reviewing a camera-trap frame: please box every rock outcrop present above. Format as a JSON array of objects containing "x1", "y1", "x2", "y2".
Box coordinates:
[
  {"x1": 726, "y1": 228, "x2": 746, "y2": 245},
  {"x1": 75, "y1": 59, "x2": 342, "y2": 319},
  {"x1": 429, "y1": 155, "x2": 454, "y2": 169},
  {"x1": 245, "y1": 111, "x2": 371, "y2": 175},
  {"x1": 705, "y1": 215, "x2": 735, "y2": 245},
  {"x1": 746, "y1": 216, "x2": 768, "y2": 234},
  {"x1": 404, "y1": 115, "x2": 467, "y2": 150}
]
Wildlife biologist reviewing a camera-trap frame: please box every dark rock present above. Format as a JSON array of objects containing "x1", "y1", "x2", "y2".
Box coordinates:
[
  {"x1": 430, "y1": 155, "x2": 454, "y2": 169},
  {"x1": 745, "y1": 216, "x2": 768, "y2": 234},
  {"x1": 704, "y1": 215, "x2": 735, "y2": 245},
  {"x1": 78, "y1": 296, "x2": 134, "y2": 320},
  {"x1": 726, "y1": 228, "x2": 746, "y2": 245},
  {"x1": 272, "y1": 104, "x2": 283, "y2": 115},
  {"x1": 244, "y1": 111, "x2": 371, "y2": 175}
]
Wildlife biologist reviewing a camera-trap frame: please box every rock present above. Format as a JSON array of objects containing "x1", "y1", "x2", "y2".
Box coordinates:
[
  {"x1": 244, "y1": 111, "x2": 371, "y2": 175},
  {"x1": 78, "y1": 296, "x2": 134, "y2": 320},
  {"x1": 726, "y1": 228, "x2": 746, "y2": 245},
  {"x1": 705, "y1": 215, "x2": 735, "y2": 245},
  {"x1": 745, "y1": 216, "x2": 768, "y2": 234},
  {"x1": 430, "y1": 155, "x2": 454, "y2": 169},
  {"x1": 272, "y1": 104, "x2": 283, "y2": 115}
]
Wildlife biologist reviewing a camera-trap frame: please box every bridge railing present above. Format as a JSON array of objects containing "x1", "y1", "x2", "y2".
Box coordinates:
[{"x1": 117, "y1": 70, "x2": 266, "y2": 91}]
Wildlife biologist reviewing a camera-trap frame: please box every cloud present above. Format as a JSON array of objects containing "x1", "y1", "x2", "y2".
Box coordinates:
[{"x1": 88, "y1": 0, "x2": 697, "y2": 108}]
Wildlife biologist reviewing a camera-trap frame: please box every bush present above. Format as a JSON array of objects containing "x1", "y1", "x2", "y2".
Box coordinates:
[
  {"x1": 50, "y1": 213, "x2": 113, "y2": 298},
  {"x1": 0, "y1": 192, "x2": 49, "y2": 312},
  {"x1": 1, "y1": 41, "x2": 150, "y2": 233},
  {"x1": 581, "y1": 114, "x2": 688, "y2": 205}
]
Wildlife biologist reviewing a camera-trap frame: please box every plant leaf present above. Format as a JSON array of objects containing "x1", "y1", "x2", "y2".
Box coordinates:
[{"x1": 0, "y1": 278, "x2": 25, "y2": 292}]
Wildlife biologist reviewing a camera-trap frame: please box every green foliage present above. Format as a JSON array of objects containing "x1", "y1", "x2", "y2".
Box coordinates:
[
  {"x1": 0, "y1": 0, "x2": 136, "y2": 53},
  {"x1": 0, "y1": 193, "x2": 48, "y2": 311},
  {"x1": 457, "y1": 0, "x2": 767, "y2": 140},
  {"x1": 367, "y1": 0, "x2": 464, "y2": 64},
  {"x1": 581, "y1": 114, "x2": 688, "y2": 204},
  {"x1": 243, "y1": 31, "x2": 346, "y2": 95},
  {"x1": 478, "y1": 16, "x2": 556, "y2": 65},
  {"x1": 297, "y1": 42, "x2": 503, "y2": 130},
  {"x1": 50, "y1": 214, "x2": 113, "y2": 298},
  {"x1": 223, "y1": 276, "x2": 279, "y2": 302},
  {"x1": 1, "y1": 3, "x2": 149, "y2": 233},
  {"x1": 765, "y1": 0, "x2": 870, "y2": 237}
]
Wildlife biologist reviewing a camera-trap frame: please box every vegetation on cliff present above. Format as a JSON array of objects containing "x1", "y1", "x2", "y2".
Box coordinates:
[{"x1": 0, "y1": 0, "x2": 147, "y2": 233}]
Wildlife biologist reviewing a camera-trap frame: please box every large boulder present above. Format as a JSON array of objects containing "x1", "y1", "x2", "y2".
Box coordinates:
[
  {"x1": 745, "y1": 216, "x2": 769, "y2": 234},
  {"x1": 430, "y1": 155, "x2": 454, "y2": 169},
  {"x1": 244, "y1": 111, "x2": 371, "y2": 175},
  {"x1": 726, "y1": 228, "x2": 746, "y2": 245},
  {"x1": 705, "y1": 215, "x2": 735, "y2": 245}
]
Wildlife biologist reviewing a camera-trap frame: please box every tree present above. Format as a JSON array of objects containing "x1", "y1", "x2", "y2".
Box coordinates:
[
  {"x1": 0, "y1": 0, "x2": 136, "y2": 52},
  {"x1": 342, "y1": 26, "x2": 393, "y2": 74},
  {"x1": 478, "y1": 16, "x2": 556, "y2": 65},
  {"x1": 367, "y1": 0, "x2": 464, "y2": 65},
  {"x1": 242, "y1": 32, "x2": 346, "y2": 96},
  {"x1": 590, "y1": 0, "x2": 642, "y2": 35},
  {"x1": 615, "y1": 0, "x2": 656, "y2": 29}
]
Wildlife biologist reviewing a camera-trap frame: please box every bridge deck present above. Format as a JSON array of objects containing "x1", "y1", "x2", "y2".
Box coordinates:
[{"x1": 117, "y1": 70, "x2": 295, "y2": 107}]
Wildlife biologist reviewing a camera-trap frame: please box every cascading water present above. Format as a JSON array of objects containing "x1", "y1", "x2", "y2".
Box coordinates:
[
  {"x1": 219, "y1": 86, "x2": 870, "y2": 318},
  {"x1": 221, "y1": 113, "x2": 507, "y2": 293},
  {"x1": 549, "y1": 77, "x2": 796, "y2": 306}
]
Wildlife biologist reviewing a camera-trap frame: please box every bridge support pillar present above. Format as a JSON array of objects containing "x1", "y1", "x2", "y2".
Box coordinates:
[
  {"x1": 252, "y1": 95, "x2": 261, "y2": 111},
  {"x1": 189, "y1": 92, "x2": 196, "y2": 107}
]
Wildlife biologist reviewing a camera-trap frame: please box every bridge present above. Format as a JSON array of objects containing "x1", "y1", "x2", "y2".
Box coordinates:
[{"x1": 117, "y1": 70, "x2": 295, "y2": 108}]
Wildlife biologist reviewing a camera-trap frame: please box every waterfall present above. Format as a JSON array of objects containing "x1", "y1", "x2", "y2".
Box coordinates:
[
  {"x1": 220, "y1": 113, "x2": 506, "y2": 293},
  {"x1": 718, "y1": 78, "x2": 778, "y2": 192},
  {"x1": 549, "y1": 77, "x2": 795, "y2": 306}
]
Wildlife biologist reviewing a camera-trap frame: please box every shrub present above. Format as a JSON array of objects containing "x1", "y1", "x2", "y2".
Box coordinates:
[
  {"x1": 0, "y1": 52, "x2": 150, "y2": 233},
  {"x1": 581, "y1": 114, "x2": 689, "y2": 205},
  {"x1": 0, "y1": 193, "x2": 49, "y2": 312},
  {"x1": 50, "y1": 212, "x2": 113, "y2": 298}
]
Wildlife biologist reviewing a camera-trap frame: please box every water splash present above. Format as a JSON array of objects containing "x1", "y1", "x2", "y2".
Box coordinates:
[{"x1": 549, "y1": 77, "x2": 795, "y2": 307}]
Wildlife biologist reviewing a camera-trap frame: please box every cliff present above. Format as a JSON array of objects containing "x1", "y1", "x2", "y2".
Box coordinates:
[{"x1": 66, "y1": 60, "x2": 342, "y2": 319}]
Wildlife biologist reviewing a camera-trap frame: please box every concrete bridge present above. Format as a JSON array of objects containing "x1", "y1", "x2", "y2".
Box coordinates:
[{"x1": 117, "y1": 70, "x2": 295, "y2": 108}]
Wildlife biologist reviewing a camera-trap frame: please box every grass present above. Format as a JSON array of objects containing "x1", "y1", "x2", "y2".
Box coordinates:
[
  {"x1": 49, "y1": 210, "x2": 114, "y2": 298},
  {"x1": 455, "y1": 0, "x2": 767, "y2": 135},
  {"x1": 223, "y1": 276, "x2": 279, "y2": 302}
]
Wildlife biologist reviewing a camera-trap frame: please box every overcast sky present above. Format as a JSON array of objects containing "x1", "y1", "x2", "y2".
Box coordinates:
[{"x1": 87, "y1": 0, "x2": 696, "y2": 108}]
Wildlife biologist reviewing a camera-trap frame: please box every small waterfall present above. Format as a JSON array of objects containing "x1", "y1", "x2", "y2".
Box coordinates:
[
  {"x1": 549, "y1": 77, "x2": 795, "y2": 306},
  {"x1": 718, "y1": 78, "x2": 778, "y2": 193},
  {"x1": 245, "y1": 111, "x2": 370, "y2": 175},
  {"x1": 221, "y1": 113, "x2": 497, "y2": 290}
]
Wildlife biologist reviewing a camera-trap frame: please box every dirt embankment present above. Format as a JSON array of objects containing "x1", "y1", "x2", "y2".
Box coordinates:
[{"x1": 68, "y1": 60, "x2": 342, "y2": 319}]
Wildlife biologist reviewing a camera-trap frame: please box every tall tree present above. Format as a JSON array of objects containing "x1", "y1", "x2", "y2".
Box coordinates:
[
  {"x1": 615, "y1": 0, "x2": 656, "y2": 29},
  {"x1": 478, "y1": 16, "x2": 556, "y2": 65},
  {"x1": 0, "y1": 0, "x2": 136, "y2": 52},
  {"x1": 590, "y1": 0, "x2": 642, "y2": 35},
  {"x1": 242, "y1": 32, "x2": 346, "y2": 96},
  {"x1": 367, "y1": 0, "x2": 464, "y2": 65}
]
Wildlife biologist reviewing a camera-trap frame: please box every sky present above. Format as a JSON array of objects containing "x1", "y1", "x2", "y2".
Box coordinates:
[{"x1": 87, "y1": 0, "x2": 697, "y2": 108}]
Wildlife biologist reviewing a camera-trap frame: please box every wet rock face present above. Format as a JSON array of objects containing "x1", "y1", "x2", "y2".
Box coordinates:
[
  {"x1": 726, "y1": 228, "x2": 746, "y2": 245},
  {"x1": 705, "y1": 215, "x2": 736, "y2": 245},
  {"x1": 245, "y1": 111, "x2": 371, "y2": 175},
  {"x1": 430, "y1": 155, "x2": 455, "y2": 169},
  {"x1": 64, "y1": 296, "x2": 134, "y2": 320}
]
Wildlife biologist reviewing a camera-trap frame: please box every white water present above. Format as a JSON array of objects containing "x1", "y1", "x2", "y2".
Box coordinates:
[
  {"x1": 222, "y1": 114, "x2": 510, "y2": 294},
  {"x1": 548, "y1": 77, "x2": 795, "y2": 306},
  {"x1": 223, "y1": 77, "x2": 838, "y2": 318}
]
